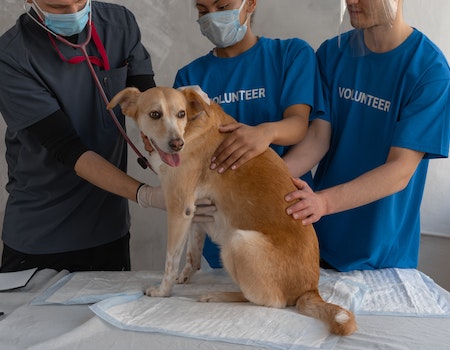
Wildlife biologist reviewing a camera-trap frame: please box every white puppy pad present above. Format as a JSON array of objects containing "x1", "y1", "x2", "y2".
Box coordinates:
[
  {"x1": 88, "y1": 268, "x2": 450, "y2": 349},
  {"x1": 319, "y1": 268, "x2": 450, "y2": 317},
  {"x1": 32, "y1": 267, "x2": 450, "y2": 318},
  {"x1": 31, "y1": 271, "x2": 163, "y2": 305},
  {"x1": 90, "y1": 293, "x2": 333, "y2": 350}
]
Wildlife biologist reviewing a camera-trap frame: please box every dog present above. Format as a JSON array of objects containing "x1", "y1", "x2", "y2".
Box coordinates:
[{"x1": 108, "y1": 86, "x2": 357, "y2": 336}]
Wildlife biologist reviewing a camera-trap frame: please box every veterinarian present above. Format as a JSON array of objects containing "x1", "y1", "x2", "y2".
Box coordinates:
[
  {"x1": 0, "y1": 0, "x2": 174, "y2": 272},
  {"x1": 283, "y1": 0, "x2": 450, "y2": 271},
  {"x1": 172, "y1": 0, "x2": 325, "y2": 268}
]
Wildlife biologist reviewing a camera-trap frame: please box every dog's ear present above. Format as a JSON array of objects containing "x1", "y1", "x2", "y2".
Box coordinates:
[
  {"x1": 181, "y1": 88, "x2": 209, "y2": 121},
  {"x1": 107, "y1": 87, "x2": 141, "y2": 117}
]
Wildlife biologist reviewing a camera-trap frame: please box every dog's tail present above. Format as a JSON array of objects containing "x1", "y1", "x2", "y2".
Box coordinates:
[{"x1": 296, "y1": 290, "x2": 356, "y2": 336}]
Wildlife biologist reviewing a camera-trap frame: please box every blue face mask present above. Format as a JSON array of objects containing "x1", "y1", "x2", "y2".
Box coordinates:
[
  {"x1": 197, "y1": 0, "x2": 248, "y2": 48},
  {"x1": 32, "y1": 0, "x2": 91, "y2": 37}
]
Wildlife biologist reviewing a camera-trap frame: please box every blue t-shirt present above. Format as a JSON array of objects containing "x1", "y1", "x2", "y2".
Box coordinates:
[
  {"x1": 174, "y1": 37, "x2": 324, "y2": 158},
  {"x1": 314, "y1": 29, "x2": 450, "y2": 271},
  {"x1": 174, "y1": 37, "x2": 325, "y2": 267},
  {"x1": 0, "y1": 2, "x2": 153, "y2": 254}
]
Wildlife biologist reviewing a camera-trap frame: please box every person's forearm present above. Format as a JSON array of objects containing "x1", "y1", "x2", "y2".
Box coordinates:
[
  {"x1": 284, "y1": 142, "x2": 323, "y2": 178},
  {"x1": 270, "y1": 104, "x2": 311, "y2": 146},
  {"x1": 269, "y1": 114, "x2": 309, "y2": 146},
  {"x1": 74, "y1": 150, "x2": 141, "y2": 202},
  {"x1": 318, "y1": 148, "x2": 424, "y2": 215},
  {"x1": 318, "y1": 164, "x2": 401, "y2": 215},
  {"x1": 284, "y1": 118, "x2": 331, "y2": 177}
]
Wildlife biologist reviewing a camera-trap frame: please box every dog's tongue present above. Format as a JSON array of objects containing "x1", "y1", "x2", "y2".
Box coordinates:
[
  {"x1": 160, "y1": 151, "x2": 181, "y2": 167},
  {"x1": 151, "y1": 139, "x2": 181, "y2": 167}
]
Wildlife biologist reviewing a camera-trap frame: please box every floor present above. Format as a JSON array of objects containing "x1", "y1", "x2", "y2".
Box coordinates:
[{"x1": 418, "y1": 234, "x2": 450, "y2": 291}]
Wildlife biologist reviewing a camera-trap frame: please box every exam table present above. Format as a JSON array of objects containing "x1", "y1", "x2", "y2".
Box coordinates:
[{"x1": 1, "y1": 267, "x2": 449, "y2": 350}]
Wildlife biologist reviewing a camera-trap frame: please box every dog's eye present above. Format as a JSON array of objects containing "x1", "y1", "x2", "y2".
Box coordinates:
[
  {"x1": 149, "y1": 111, "x2": 161, "y2": 119},
  {"x1": 178, "y1": 110, "x2": 186, "y2": 119}
]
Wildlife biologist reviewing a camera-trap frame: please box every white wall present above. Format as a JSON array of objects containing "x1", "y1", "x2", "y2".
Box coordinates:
[{"x1": 0, "y1": 0, "x2": 449, "y2": 271}]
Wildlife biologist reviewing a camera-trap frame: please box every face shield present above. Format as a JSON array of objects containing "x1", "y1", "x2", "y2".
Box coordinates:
[{"x1": 338, "y1": 0, "x2": 399, "y2": 56}]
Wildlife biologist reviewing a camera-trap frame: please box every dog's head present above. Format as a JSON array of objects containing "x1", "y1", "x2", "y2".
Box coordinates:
[{"x1": 108, "y1": 87, "x2": 188, "y2": 167}]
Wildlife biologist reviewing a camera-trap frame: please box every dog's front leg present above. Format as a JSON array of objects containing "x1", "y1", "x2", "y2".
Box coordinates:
[
  {"x1": 178, "y1": 225, "x2": 207, "y2": 284},
  {"x1": 146, "y1": 211, "x2": 193, "y2": 297}
]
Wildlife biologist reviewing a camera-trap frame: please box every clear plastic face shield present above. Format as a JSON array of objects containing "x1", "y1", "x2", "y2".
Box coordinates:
[{"x1": 339, "y1": 0, "x2": 399, "y2": 56}]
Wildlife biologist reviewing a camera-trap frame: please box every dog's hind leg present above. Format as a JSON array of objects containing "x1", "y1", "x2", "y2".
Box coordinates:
[
  {"x1": 198, "y1": 229, "x2": 287, "y2": 308},
  {"x1": 178, "y1": 225, "x2": 206, "y2": 284},
  {"x1": 296, "y1": 290, "x2": 357, "y2": 336}
]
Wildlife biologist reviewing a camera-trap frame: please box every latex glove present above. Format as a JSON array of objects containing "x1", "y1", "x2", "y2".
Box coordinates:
[
  {"x1": 138, "y1": 185, "x2": 215, "y2": 221},
  {"x1": 177, "y1": 85, "x2": 210, "y2": 105},
  {"x1": 137, "y1": 184, "x2": 165, "y2": 209},
  {"x1": 193, "y1": 198, "x2": 216, "y2": 223}
]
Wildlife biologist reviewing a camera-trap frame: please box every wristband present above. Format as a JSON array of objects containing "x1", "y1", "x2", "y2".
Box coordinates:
[{"x1": 136, "y1": 183, "x2": 146, "y2": 202}]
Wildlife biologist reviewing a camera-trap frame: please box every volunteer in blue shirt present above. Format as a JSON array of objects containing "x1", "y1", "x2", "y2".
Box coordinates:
[
  {"x1": 174, "y1": 0, "x2": 325, "y2": 267},
  {"x1": 0, "y1": 0, "x2": 170, "y2": 272},
  {"x1": 284, "y1": 0, "x2": 450, "y2": 271}
]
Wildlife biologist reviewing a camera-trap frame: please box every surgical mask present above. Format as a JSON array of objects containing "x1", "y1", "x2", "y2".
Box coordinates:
[
  {"x1": 32, "y1": 0, "x2": 91, "y2": 37},
  {"x1": 197, "y1": 0, "x2": 249, "y2": 48}
]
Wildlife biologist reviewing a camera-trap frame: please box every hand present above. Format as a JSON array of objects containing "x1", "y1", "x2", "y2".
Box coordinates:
[
  {"x1": 285, "y1": 178, "x2": 327, "y2": 225},
  {"x1": 211, "y1": 123, "x2": 271, "y2": 173},
  {"x1": 141, "y1": 132, "x2": 154, "y2": 154},
  {"x1": 137, "y1": 185, "x2": 216, "y2": 222},
  {"x1": 193, "y1": 198, "x2": 216, "y2": 223},
  {"x1": 137, "y1": 184, "x2": 166, "y2": 209}
]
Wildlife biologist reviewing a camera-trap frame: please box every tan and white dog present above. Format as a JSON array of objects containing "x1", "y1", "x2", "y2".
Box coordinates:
[{"x1": 108, "y1": 87, "x2": 356, "y2": 336}]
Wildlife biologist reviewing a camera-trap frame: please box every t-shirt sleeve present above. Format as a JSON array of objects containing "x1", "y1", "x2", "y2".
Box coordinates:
[
  {"x1": 280, "y1": 40, "x2": 326, "y2": 120},
  {"x1": 393, "y1": 61, "x2": 450, "y2": 159},
  {"x1": 173, "y1": 67, "x2": 189, "y2": 89},
  {"x1": 123, "y1": 8, "x2": 154, "y2": 78},
  {"x1": 0, "y1": 51, "x2": 60, "y2": 132},
  {"x1": 314, "y1": 40, "x2": 332, "y2": 123}
]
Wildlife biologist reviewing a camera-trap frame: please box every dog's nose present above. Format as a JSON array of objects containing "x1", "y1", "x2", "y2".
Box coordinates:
[{"x1": 169, "y1": 138, "x2": 184, "y2": 151}]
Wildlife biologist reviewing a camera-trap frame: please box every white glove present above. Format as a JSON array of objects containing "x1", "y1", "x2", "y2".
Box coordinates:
[
  {"x1": 177, "y1": 85, "x2": 210, "y2": 105},
  {"x1": 137, "y1": 184, "x2": 166, "y2": 209},
  {"x1": 137, "y1": 184, "x2": 215, "y2": 221}
]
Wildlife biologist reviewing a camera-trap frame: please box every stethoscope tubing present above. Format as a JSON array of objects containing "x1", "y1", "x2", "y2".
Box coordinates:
[
  {"x1": 56, "y1": 24, "x2": 153, "y2": 172},
  {"x1": 23, "y1": 2, "x2": 153, "y2": 172}
]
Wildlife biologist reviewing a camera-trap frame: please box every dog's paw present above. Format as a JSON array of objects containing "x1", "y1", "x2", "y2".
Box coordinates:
[
  {"x1": 198, "y1": 293, "x2": 220, "y2": 303},
  {"x1": 198, "y1": 291, "x2": 247, "y2": 303},
  {"x1": 145, "y1": 286, "x2": 170, "y2": 297}
]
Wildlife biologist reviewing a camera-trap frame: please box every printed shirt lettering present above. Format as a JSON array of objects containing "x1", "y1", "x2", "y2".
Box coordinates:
[
  {"x1": 212, "y1": 88, "x2": 266, "y2": 105},
  {"x1": 338, "y1": 86, "x2": 391, "y2": 112}
]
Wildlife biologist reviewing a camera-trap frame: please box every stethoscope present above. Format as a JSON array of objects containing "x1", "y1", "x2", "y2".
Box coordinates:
[{"x1": 23, "y1": 0, "x2": 153, "y2": 172}]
